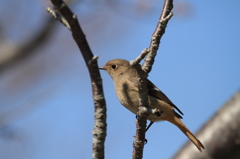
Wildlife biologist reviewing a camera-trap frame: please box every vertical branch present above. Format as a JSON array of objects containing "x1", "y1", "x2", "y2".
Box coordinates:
[
  {"x1": 129, "y1": 61, "x2": 149, "y2": 159},
  {"x1": 130, "y1": 55, "x2": 161, "y2": 159},
  {"x1": 132, "y1": 0, "x2": 174, "y2": 158},
  {"x1": 132, "y1": 78, "x2": 149, "y2": 159},
  {"x1": 142, "y1": 0, "x2": 174, "y2": 73},
  {"x1": 47, "y1": 1, "x2": 107, "y2": 159}
]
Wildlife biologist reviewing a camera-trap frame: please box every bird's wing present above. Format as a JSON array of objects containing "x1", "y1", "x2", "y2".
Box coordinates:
[{"x1": 147, "y1": 79, "x2": 184, "y2": 116}]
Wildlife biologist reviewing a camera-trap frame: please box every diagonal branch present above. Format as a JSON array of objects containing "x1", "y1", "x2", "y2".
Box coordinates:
[
  {"x1": 132, "y1": 0, "x2": 174, "y2": 158},
  {"x1": 0, "y1": 17, "x2": 57, "y2": 74},
  {"x1": 46, "y1": 7, "x2": 71, "y2": 30},
  {"x1": 47, "y1": 1, "x2": 107, "y2": 159},
  {"x1": 142, "y1": 0, "x2": 173, "y2": 73}
]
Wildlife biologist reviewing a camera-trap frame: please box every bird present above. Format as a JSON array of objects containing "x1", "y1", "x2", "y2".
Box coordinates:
[{"x1": 99, "y1": 59, "x2": 204, "y2": 152}]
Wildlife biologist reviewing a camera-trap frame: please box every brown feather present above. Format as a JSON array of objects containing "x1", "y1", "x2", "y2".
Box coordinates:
[
  {"x1": 147, "y1": 79, "x2": 184, "y2": 116},
  {"x1": 166, "y1": 116, "x2": 205, "y2": 152}
]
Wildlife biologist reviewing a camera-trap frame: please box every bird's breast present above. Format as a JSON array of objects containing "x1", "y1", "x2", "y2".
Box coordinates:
[
  {"x1": 114, "y1": 80, "x2": 175, "y2": 122},
  {"x1": 114, "y1": 81, "x2": 139, "y2": 114}
]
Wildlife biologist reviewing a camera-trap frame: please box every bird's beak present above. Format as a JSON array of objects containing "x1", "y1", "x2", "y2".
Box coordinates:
[{"x1": 99, "y1": 67, "x2": 105, "y2": 70}]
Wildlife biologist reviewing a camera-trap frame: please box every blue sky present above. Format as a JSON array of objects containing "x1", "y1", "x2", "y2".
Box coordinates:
[{"x1": 0, "y1": 1, "x2": 240, "y2": 159}]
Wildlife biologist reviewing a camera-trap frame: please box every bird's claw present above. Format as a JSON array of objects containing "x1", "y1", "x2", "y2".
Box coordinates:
[
  {"x1": 153, "y1": 108, "x2": 162, "y2": 117},
  {"x1": 145, "y1": 139, "x2": 148, "y2": 144},
  {"x1": 133, "y1": 136, "x2": 148, "y2": 145}
]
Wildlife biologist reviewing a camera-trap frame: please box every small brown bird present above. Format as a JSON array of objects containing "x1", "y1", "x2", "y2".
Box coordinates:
[{"x1": 100, "y1": 59, "x2": 204, "y2": 152}]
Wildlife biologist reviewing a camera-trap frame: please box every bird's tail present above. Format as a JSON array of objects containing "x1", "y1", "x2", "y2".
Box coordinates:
[{"x1": 166, "y1": 115, "x2": 204, "y2": 152}]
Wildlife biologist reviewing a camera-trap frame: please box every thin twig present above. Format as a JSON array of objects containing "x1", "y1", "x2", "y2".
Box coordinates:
[
  {"x1": 46, "y1": 7, "x2": 71, "y2": 30},
  {"x1": 130, "y1": 49, "x2": 149, "y2": 65},
  {"x1": 47, "y1": 1, "x2": 107, "y2": 159}
]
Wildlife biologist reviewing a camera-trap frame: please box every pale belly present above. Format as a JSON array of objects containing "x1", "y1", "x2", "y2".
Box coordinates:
[{"x1": 115, "y1": 82, "x2": 174, "y2": 122}]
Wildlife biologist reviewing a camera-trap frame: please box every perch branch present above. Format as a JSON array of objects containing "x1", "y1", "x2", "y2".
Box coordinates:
[
  {"x1": 131, "y1": 0, "x2": 174, "y2": 158},
  {"x1": 129, "y1": 60, "x2": 148, "y2": 159}
]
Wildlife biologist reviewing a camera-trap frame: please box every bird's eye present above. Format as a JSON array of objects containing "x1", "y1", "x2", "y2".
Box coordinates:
[{"x1": 111, "y1": 64, "x2": 117, "y2": 69}]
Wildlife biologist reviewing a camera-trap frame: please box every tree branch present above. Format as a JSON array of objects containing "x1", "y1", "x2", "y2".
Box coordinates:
[
  {"x1": 46, "y1": 7, "x2": 71, "y2": 30},
  {"x1": 47, "y1": 1, "x2": 107, "y2": 159},
  {"x1": 131, "y1": 0, "x2": 174, "y2": 158},
  {"x1": 131, "y1": 49, "x2": 149, "y2": 65},
  {"x1": 0, "y1": 17, "x2": 57, "y2": 74},
  {"x1": 129, "y1": 60, "x2": 149, "y2": 159},
  {"x1": 142, "y1": 0, "x2": 173, "y2": 73}
]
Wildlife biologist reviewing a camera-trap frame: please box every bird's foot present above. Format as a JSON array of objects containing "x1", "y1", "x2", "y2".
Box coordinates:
[{"x1": 153, "y1": 108, "x2": 162, "y2": 117}]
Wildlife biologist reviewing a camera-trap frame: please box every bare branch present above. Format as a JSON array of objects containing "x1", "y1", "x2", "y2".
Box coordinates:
[
  {"x1": 46, "y1": 7, "x2": 71, "y2": 30},
  {"x1": 131, "y1": 0, "x2": 174, "y2": 158},
  {"x1": 142, "y1": 0, "x2": 174, "y2": 73},
  {"x1": 130, "y1": 49, "x2": 149, "y2": 66},
  {"x1": 130, "y1": 59, "x2": 161, "y2": 159},
  {"x1": 132, "y1": 78, "x2": 148, "y2": 159},
  {"x1": 0, "y1": 17, "x2": 57, "y2": 74},
  {"x1": 48, "y1": 1, "x2": 107, "y2": 159},
  {"x1": 130, "y1": 73, "x2": 162, "y2": 159}
]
